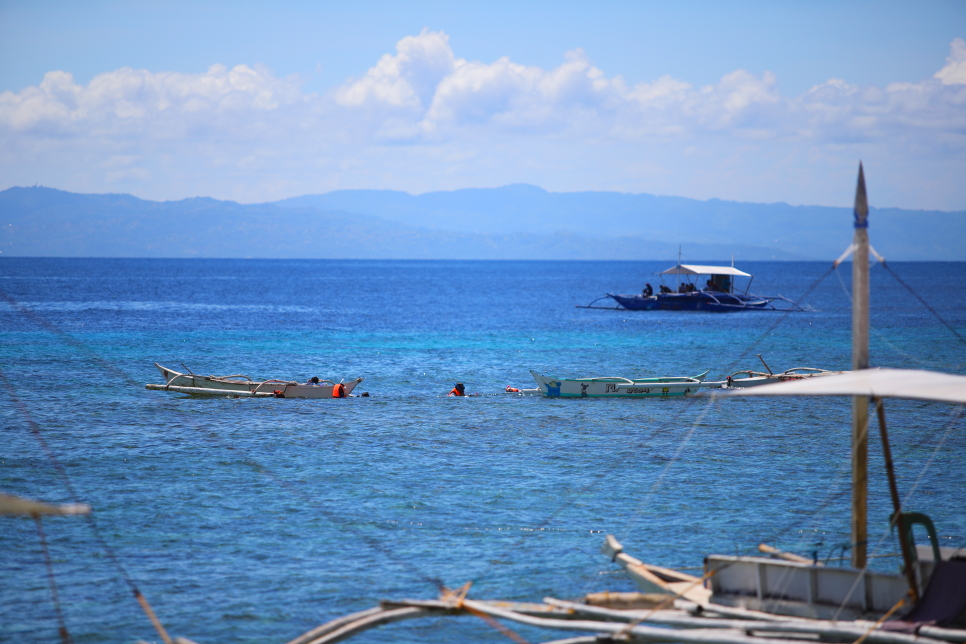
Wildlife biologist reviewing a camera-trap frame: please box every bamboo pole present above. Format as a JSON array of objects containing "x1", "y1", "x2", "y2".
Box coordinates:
[
  {"x1": 852, "y1": 162, "x2": 870, "y2": 570},
  {"x1": 543, "y1": 598, "x2": 944, "y2": 644},
  {"x1": 284, "y1": 607, "x2": 386, "y2": 644},
  {"x1": 874, "y1": 398, "x2": 919, "y2": 602},
  {"x1": 134, "y1": 590, "x2": 173, "y2": 644},
  {"x1": 298, "y1": 606, "x2": 447, "y2": 644},
  {"x1": 288, "y1": 599, "x2": 966, "y2": 644}
]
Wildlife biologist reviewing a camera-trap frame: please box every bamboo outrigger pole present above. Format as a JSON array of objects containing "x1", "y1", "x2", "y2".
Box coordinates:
[{"x1": 851, "y1": 163, "x2": 870, "y2": 569}]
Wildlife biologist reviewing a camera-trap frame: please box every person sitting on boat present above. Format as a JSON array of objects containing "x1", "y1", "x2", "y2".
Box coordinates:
[
  {"x1": 660, "y1": 284, "x2": 672, "y2": 294},
  {"x1": 642, "y1": 283, "x2": 653, "y2": 297},
  {"x1": 306, "y1": 376, "x2": 321, "y2": 385},
  {"x1": 448, "y1": 383, "x2": 466, "y2": 396}
]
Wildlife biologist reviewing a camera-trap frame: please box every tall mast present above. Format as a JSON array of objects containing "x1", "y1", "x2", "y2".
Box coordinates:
[{"x1": 851, "y1": 163, "x2": 870, "y2": 569}]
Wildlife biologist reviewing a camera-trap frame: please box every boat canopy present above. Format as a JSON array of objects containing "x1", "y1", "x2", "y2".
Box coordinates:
[
  {"x1": 660, "y1": 264, "x2": 751, "y2": 278},
  {"x1": 726, "y1": 368, "x2": 966, "y2": 404}
]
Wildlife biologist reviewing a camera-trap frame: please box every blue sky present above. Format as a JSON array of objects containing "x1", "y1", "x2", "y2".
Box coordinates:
[{"x1": 1, "y1": 0, "x2": 964, "y2": 209}]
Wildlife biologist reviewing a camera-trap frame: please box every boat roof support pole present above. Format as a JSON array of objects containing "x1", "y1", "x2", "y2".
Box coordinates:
[
  {"x1": 852, "y1": 162, "x2": 870, "y2": 570},
  {"x1": 874, "y1": 397, "x2": 919, "y2": 603}
]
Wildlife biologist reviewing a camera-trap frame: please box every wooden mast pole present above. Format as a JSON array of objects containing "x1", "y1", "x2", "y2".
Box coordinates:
[{"x1": 851, "y1": 163, "x2": 870, "y2": 570}]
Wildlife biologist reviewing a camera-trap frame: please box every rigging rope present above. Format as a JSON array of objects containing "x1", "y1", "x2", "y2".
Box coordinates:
[
  {"x1": 833, "y1": 262, "x2": 966, "y2": 370},
  {"x1": 720, "y1": 266, "x2": 835, "y2": 376},
  {"x1": 880, "y1": 263, "x2": 966, "y2": 350},
  {"x1": 35, "y1": 515, "x2": 74, "y2": 644},
  {"x1": 0, "y1": 366, "x2": 173, "y2": 644}
]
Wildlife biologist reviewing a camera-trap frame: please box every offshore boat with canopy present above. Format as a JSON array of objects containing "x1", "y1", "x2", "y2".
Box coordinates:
[{"x1": 580, "y1": 263, "x2": 804, "y2": 312}]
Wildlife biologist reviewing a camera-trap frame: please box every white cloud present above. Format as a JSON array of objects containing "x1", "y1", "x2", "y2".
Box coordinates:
[
  {"x1": 1, "y1": 31, "x2": 964, "y2": 209},
  {"x1": 0, "y1": 63, "x2": 302, "y2": 137},
  {"x1": 935, "y1": 38, "x2": 966, "y2": 85},
  {"x1": 336, "y1": 29, "x2": 459, "y2": 110}
]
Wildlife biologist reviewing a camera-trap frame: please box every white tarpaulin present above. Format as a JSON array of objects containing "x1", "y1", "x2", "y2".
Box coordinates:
[
  {"x1": 726, "y1": 368, "x2": 966, "y2": 404},
  {"x1": 659, "y1": 264, "x2": 752, "y2": 277}
]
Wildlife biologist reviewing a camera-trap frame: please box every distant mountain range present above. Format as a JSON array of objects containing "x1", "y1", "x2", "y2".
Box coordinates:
[{"x1": 1, "y1": 185, "x2": 963, "y2": 260}]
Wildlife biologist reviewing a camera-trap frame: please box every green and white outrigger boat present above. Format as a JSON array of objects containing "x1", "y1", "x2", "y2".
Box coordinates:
[{"x1": 530, "y1": 369, "x2": 722, "y2": 398}]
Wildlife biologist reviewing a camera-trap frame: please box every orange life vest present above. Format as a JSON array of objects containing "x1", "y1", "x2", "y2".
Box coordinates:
[
  {"x1": 449, "y1": 387, "x2": 465, "y2": 396},
  {"x1": 332, "y1": 383, "x2": 346, "y2": 398}
]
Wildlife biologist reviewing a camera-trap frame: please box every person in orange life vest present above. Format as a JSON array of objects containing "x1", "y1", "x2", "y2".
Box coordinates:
[
  {"x1": 333, "y1": 382, "x2": 346, "y2": 398},
  {"x1": 448, "y1": 383, "x2": 465, "y2": 396}
]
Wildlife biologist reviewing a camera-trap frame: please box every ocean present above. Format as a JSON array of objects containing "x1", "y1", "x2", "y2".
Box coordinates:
[{"x1": 2, "y1": 258, "x2": 964, "y2": 643}]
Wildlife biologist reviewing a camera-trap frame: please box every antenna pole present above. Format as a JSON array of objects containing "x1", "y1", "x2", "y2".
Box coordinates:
[
  {"x1": 677, "y1": 245, "x2": 682, "y2": 291},
  {"x1": 851, "y1": 162, "x2": 869, "y2": 570}
]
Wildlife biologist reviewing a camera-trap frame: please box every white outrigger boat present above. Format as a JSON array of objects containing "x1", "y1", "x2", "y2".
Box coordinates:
[
  {"x1": 726, "y1": 366, "x2": 848, "y2": 388},
  {"x1": 530, "y1": 369, "x2": 722, "y2": 398},
  {"x1": 726, "y1": 355, "x2": 848, "y2": 388},
  {"x1": 146, "y1": 363, "x2": 363, "y2": 399}
]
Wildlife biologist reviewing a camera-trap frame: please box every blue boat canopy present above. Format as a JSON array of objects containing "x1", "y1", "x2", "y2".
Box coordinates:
[{"x1": 660, "y1": 264, "x2": 752, "y2": 277}]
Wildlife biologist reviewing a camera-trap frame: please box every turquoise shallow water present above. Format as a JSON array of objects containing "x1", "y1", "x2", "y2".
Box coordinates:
[{"x1": 1, "y1": 258, "x2": 965, "y2": 643}]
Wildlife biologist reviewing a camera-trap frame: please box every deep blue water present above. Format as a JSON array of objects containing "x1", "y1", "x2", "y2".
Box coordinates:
[{"x1": 1, "y1": 258, "x2": 964, "y2": 644}]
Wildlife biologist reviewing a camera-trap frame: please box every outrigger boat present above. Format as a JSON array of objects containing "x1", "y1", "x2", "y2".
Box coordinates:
[
  {"x1": 605, "y1": 367, "x2": 966, "y2": 623},
  {"x1": 726, "y1": 367, "x2": 848, "y2": 388},
  {"x1": 146, "y1": 363, "x2": 363, "y2": 398},
  {"x1": 530, "y1": 369, "x2": 722, "y2": 398},
  {"x1": 579, "y1": 261, "x2": 804, "y2": 312},
  {"x1": 725, "y1": 355, "x2": 848, "y2": 388}
]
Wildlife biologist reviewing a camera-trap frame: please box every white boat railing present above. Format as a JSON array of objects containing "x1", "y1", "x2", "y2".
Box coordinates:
[
  {"x1": 250, "y1": 379, "x2": 300, "y2": 394},
  {"x1": 204, "y1": 374, "x2": 256, "y2": 382}
]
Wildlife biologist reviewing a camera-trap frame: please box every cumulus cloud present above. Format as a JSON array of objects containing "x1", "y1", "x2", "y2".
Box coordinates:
[
  {"x1": 935, "y1": 38, "x2": 966, "y2": 85},
  {"x1": 336, "y1": 29, "x2": 459, "y2": 110},
  {"x1": 1, "y1": 30, "x2": 964, "y2": 208}
]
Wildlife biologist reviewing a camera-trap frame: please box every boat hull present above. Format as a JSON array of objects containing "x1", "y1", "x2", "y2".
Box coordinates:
[
  {"x1": 726, "y1": 368, "x2": 848, "y2": 388},
  {"x1": 530, "y1": 370, "x2": 722, "y2": 398},
  {"x1": 608, "y1": 291, "x2": 771, "y2": 312},
  {"x1": 153, "y1": 364, "x2": 362, "y2": 399}
]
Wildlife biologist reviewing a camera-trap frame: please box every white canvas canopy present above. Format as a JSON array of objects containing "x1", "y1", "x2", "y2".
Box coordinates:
[
  {"x1": 659, "y1": 264, "x2": 752, "y2": 277},
  {"x1": 726, "y1": 368, "x2": 966, "y2": 404}
]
